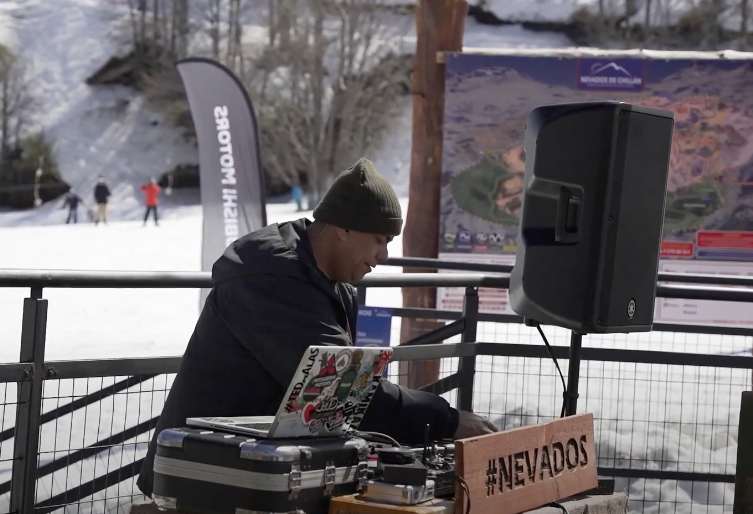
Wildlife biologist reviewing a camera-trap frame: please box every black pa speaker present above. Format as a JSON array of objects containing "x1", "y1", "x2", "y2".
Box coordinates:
[{"x1": 509, "y1": 101, "x2": 675, "y2": 334}]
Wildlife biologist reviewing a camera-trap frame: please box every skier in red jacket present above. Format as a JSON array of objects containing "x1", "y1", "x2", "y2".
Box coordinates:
[{"x1": 141, "y1": 177, "x2": 161, "y2": 226}]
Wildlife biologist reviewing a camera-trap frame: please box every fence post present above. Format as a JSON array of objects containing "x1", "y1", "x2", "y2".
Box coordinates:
[
  {"x1": 10, "y1": 287, "x2": 48, "y2": 514},
  {"x1": 735, "y1": 391, "x2": 753, "y2": 514},
  {"x1": 456, "y1": 287, "x2": 478, "y2": 412}
]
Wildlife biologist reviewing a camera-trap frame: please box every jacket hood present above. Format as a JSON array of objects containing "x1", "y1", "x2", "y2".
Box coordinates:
[{"x1": 211, "y1": 218, "x2": 323, "y2": 286}]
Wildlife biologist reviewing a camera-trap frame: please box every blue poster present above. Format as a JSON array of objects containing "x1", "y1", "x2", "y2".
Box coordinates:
[{"x1": 356, "y1": 306, "x2": 393, "y2": 379}]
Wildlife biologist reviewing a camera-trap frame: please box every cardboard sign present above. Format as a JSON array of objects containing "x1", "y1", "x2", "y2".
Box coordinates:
[{"x1": 454, "y1": 413, "x2": 598, "y2": 514}]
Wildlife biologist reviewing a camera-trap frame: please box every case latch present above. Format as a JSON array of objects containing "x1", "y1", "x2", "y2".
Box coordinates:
[
  {"x1": 289, "y1": 464, "x2": 302, "y2": 500},
  {"x1": 324, "y1": 462, "x2": 337, "y2": 495},
  {"x1": 356, "y1": 462, "x2": 369, "y2": 490}
]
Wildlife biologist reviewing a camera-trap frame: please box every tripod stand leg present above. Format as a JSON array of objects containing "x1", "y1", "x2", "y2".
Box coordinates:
[
  {"x1": 563, "y1": 332, "x2": 615, "y2": 495},
  {"x1": 565, "y1": 331, "x2": 583, "y2": 416}
]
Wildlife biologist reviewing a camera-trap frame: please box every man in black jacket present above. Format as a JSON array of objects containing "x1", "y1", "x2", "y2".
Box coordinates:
[
  {"x1": 136, "y1": 158, "x2": 496, "y2": 498},
  {"x1": 93, "y1": 175, "x2": 111, "y2": 225}
]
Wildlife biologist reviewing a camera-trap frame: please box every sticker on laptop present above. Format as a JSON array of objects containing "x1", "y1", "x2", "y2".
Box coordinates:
[{"x1": 280, "y1": 347, "x2": 393, "y2": 434}]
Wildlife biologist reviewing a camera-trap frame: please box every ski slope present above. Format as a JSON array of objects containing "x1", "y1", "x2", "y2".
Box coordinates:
[
  {"x1": 0, "y1": 200, "x2": 750, "y2": 514},
  {"x1": 0, "y1": 0, "x2": 572, "y2": 227},
  {"x1": 0, "y1": 0, "x2": 198, "y2": 221}
]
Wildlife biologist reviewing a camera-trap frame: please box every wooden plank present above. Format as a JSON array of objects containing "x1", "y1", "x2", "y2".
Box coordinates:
[
  {"x1": 329, "y1": 494, "x2": 454, "y2": 514},
  {"x1": 734, "y1": 391, "x2": 753, "y2": 514},
  {"x1": 399, "y1": 0, "x2": 468, "y2": 390},
  {"x1": 454, "y1": 413, "x2": 598, "y2": 514}
]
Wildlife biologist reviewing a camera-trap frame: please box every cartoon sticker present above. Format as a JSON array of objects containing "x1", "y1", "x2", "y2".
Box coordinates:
[
  {"x1": 308, "y1": 418, "x2": 324, "y2": 433},
  {"x1": 334, "y1": 350, "x2": 353, "y2": 374},
  {"x1": 373, "y1": 351, "x2": 391, "y2": 376},
  {"x1": 350, "y1": 367, "x2": 375, "y2": 401},
  {"x1": 333, "y1": 349, "x2": 363, "y2": 401},
  {"x1": 301, "y1": 352, "x2": 339, "y2": 403}
]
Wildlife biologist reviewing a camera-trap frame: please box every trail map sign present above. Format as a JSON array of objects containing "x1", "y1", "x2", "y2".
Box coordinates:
[{"x1": 438, "y1": 49, "x2": 753, "y2": 327}]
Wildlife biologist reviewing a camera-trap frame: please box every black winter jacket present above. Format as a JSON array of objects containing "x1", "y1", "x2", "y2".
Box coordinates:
[
  {"x1": 94, "y1": 183, "x2": 111, "y2": 204},
  {"x1": 136, "y1": 218, "x2": 459, "y2": 497}
]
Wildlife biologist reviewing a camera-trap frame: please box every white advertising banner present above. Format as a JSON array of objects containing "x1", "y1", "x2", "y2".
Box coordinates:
[
  {"x1": 656, "y1": 260, "x2": 753, "y2": 328},
  {"x1": 436, "y1": 253, "x2": 516, "y2": 315}
]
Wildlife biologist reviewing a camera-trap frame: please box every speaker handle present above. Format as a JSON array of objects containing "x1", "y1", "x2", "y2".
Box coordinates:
[{"x1": 555, "y1": 186, "x2": 581, "y2": 244}]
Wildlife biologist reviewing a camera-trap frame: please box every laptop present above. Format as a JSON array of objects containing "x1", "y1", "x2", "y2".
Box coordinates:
[{"x1": 186, "y1": 345, "x2": 393, "y2": 439}]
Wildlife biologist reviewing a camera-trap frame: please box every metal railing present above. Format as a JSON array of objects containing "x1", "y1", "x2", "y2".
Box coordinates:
[{"x1": 0, "y1": 262, "x2": 752, "y2": 514}]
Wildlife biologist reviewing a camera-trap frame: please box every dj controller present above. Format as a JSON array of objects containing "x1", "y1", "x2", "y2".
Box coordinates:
[{"x1": 362, "y1": 441, "x2": 458, "y2": 505}]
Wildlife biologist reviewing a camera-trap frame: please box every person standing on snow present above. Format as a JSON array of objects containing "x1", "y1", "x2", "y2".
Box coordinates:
[
  {"x1": 93, "y1": 175, "x2": 111, "y2": 225},
  {"x1": 291, "y1": 180, "x2": 303, "y2": 211},
  {"x1": 62, "y1": 188, "x2": 83, "y2": 224},
  {"x1": 140, "y1": 177, "x2": 161, "y2": 226}
]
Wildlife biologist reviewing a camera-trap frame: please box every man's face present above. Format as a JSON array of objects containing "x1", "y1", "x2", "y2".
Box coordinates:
[{"x1": 333, "y1": 228, "x2": 392, "y2": 282}]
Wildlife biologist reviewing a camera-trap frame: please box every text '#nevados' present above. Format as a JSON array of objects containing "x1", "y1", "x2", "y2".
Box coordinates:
[{"x1": 485, "y1": 435, "x2": 590, "y2": 495}]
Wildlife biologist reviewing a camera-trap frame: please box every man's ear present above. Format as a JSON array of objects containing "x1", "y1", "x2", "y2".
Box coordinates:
[{"x1": 335, "y1": 226, "x2": 350, "y2": 242}]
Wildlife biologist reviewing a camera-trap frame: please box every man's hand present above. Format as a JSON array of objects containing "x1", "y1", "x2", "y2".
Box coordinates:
[{"x1": 454, "y1": 410, "x2": 498, "y2": 439}]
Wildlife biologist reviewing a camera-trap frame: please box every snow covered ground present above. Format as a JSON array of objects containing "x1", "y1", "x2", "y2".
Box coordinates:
[{"x1": 0, "y1": 200, "x2": 750, "y2": 514}]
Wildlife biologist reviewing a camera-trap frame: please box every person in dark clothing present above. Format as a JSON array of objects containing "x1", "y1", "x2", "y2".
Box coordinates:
[
  {"x1": 93, "y1": 175, "x2": 111, "y2": 225},
  {"x1": 62, "y1": 188, "x2": 83, "y2": 224},
  {"x1": 136, "y1": 158, "x2": 496, "y2": 498}
]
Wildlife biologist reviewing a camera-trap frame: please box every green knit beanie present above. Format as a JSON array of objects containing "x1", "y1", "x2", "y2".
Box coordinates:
[{"x1": 313, "y1": 158, "x2": 403, "y2": 236}]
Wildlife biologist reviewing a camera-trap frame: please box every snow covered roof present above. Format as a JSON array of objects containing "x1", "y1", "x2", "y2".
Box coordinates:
[{"x1": 443, "y1": 47, "x2": 753, "y2": 61}]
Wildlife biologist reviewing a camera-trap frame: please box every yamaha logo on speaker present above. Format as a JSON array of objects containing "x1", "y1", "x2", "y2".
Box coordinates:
[{"x1": 627, "y1": 299, "x2": 636, "y2": 319}]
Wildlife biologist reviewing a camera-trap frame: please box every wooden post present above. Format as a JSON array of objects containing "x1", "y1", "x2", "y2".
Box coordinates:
[
  {"x1": 399, "y1": 0, "x2": 468, "y2": 390},
  {"x1": 735, "y1": 391, "x2": 753, "y2": 514}
]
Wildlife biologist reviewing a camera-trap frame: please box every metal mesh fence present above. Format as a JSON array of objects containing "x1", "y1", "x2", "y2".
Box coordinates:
[
  {"x1": 383, "y1": 315, "x2": 752, "y2": 514},
  {"x1": 34, "y1": 373, "x2": 174, "y2": 514},
  {"x1": 473, "y1": 355, "x2": 748, "y2": 472},
  {"x1": 0, "y1": 382, "x2": 20, "y2": 512},
  {"x1": 474, "y1": 354, "x2": 747, "y2": 514},
  {"x1": 390, "y1": 352, "x2": 748, "y2": 514},
  {"x1": 0, "y1": 374, "x2": 175, "y2": 514},
  {"x1": 0, "y1": 318, "x2": 749, "y2": 514},
  {"x1": 476, "y1": 321, "x2": 753, "y2": 357}
]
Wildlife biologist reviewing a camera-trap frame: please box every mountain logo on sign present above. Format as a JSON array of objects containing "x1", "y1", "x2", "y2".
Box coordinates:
[
  {"x1": 577, "y1": 58, "x2": 645, "y2": 92},
  {"x1": 590, "y1": 62, "x2": 632, "y2": 76}
]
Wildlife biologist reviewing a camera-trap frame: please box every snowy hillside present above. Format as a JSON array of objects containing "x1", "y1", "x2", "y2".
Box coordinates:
[
  {"x1": 0, "y1": 0, "x2": 573, "y2": 227},
  {"x1": 478, "y1": 0, "x2": 751, "y2": 31},
  {"x1": 0, "y1": 0, "x2": 198, "y2": 221}
]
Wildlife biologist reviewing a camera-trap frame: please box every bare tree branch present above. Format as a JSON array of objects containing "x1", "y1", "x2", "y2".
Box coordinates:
[
  {"x1": 240, "y1": 0, "x2": 411, "y2": 195},
  {"x1": 0, "y1": 48, "x2": 35, "y2": 167},
  {"x1": 104, "y1": 0, "x2": 411, "y2": 194}
]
